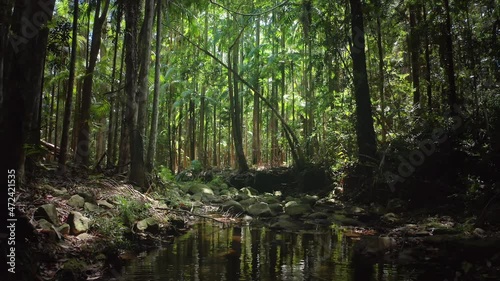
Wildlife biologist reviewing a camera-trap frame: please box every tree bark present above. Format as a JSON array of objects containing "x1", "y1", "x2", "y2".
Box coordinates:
[
  {"x1": 76, "y1": 0, "x2": 110, "y2": 165},
  {"x1": 146, "y1": 0, "x2": 161, "y2": 172},
  {"x1": 58, "y1": 0, "x2": 78, "y2": 172},
  {"x1": 229, "y1": 40, "x2": 249, "y2": 172},
  {"x1": 349, "y1": 0, "x2": 377, "y2": 164},
  {"x1": 124, "y1": 0, "x2": 145, "y2": 187}
]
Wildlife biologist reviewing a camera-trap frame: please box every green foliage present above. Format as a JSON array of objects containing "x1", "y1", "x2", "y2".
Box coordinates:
[
  {"x1": 189, "y1": 160, "x2": 202, "y2": 174},
  {"x1": 115, "y1": 196, "x2": 151, "y2": 227},
  {"x1": 158, "y1": 165, "x2": 175, "y2": 182}
]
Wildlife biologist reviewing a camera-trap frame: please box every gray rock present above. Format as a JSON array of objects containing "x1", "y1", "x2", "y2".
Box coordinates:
[
  {"x1": 284, "y1": 201, "x2": 312, "y2": 217},
  {"x1": 301, "y1": 195, "x2": 318, "y2": 206},
  {"x1": 84, "y1": 202, "x2": 101, "y2": 213},
  {"x1": 96, "y1": 200, "x2": 114, "y2": 209},
  {"x1": 58, "y1": 223, "x2": 70, "y2": 235},
  {"x1": 330, "y1": 214, "x2": 364, "y2": 226},
  {"x1": 268, "y1": 203, "x2": 284, "y2": 214},
  {"x1": 308, "y1": 212, "x2": 328, "y2": 219},
  {"x1": 247, "y1": 202, "x2": 273, "y2": 217},
  {"x1": 381, "y1": 213, "x2": 400, "y2": 225},
  {"x1": 77, "y1": 191, "x2": 96, "y2": 204},
  {"x1": 221, "y1": 200, "x2": 245, "y2": 214},
  {"x1": 68, "y1": 195, "x2": 85, "y2": 208},
  {"x1": 67, "y1": 211, "x2": 90, "y2": 235},
  {"x1": 134, "y1": 217, "x2": 160, "y2": 234},
  {"x1": 239, "y1": 197, "x2": 258, "y2": 207},
  {"x1": 188, "y1": 183, "x2": 214, "y2": 195},
  {"x1": 386, "y1": 198, "x2": 406, "y2": 212},
  {"x1": 271, "y1": 218, "x2": 300, "y2": 230},
  {"x1": 37, "y1": 219, "x2": 53, "y2": 231},
  {"x1": 34, "y1": 204, "x2": 60, "y2": 225}
]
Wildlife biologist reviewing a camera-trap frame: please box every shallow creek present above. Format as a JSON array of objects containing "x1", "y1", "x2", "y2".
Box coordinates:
[{"x1": 119, "y1": 220, "x2": 424, "y2": 281}]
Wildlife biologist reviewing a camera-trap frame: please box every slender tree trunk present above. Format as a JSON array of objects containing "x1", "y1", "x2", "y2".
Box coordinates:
[
  {"x1": 0, "y1": 0, "x2": 14, "y2": 108},
  {"x1": 229, "y1": 40, "x2": 249, "y2": 172},
  {"x1": 252, "y1": 18, "x2": 261, "y2": 166},
  {"x1": 58, "y1": 0, "x2": 78, "y2": 172},
  {"x1": 124, "y1": 0, "x2": 145, "y2": 187},
  {"x1": 423, "y1": 4, "x2": 432, "y2": 111},
  {"x1": 146, "y1": 0, "x2": 161, "y2": 172},
  {"x1": 443, "y1": 0, "x2": 458, "y2": 112},
  {"x1": 349, "y1": 0, "x2": 377, "y2": 164},
  {"x1": 376, "y1": 14, "x2": 387, "y2": 144},
  {"x1": 76, "y1": 0, "x2": 110, "y2": 165},
  {"x1": 107, "y1": 2, "x2": 122, "y2": 167},
  {"x1": 137, "y1": 0, "x2": 155, "y2": 141},
  {"x1": 409, "y1": 4, "x2": 421, "y2": 106}
]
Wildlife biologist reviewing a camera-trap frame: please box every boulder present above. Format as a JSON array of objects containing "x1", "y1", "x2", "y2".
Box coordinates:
[
  {"x1": 308, "y1": 212, "x2": 328, "y2": 220},
  {"x1": 188, "y1": 183, "x2": 214, "y2": 196},
  {"x1": 96, "y1": 200, "x2": 114, "y2": 209},
  {"x1": 268, "y1": 203, "x2": 284, "y2": 214},
  {"x1": 77, "y1": 191, "x2": 96, "y2": 204},
  {"x1": 239, "y1": 197, "x2": 258, "y2": 207},
  {"x1": 330, "y1": 214, "x2": 364, "y2": 226},
  {"x1": 67, "y1": 211, "x2": 90, "y2": 235},
  {"x1": 57, "y1": 223, "x2": 70, "y2": 235},
  {"x1": 68, "y1": 195, "x2": 85, "y2": 208},
  {"x1": 386, "y1": 198, "x2": 407, "y2": 213},
  {"x1": 301, "y1": 195, "x2": 318, "y2": 206},
  {"x1": 284, "y1": 201, "x2": 312, "y2": 217},
  {"x1": 84, "y1": 202, "x2": 101, "y2": 213},
  {"x1": 247, "y1": 202, "x2": 273, "y2": 217},
  {"x1": 37, "y1": 219, "x2": 53, "y2": 231},
  {"x1": 381, "y1": 213, "x2": 400, "y2": 225},
  {"x1": 271, "y1": 218, "x2": 301, "y2": 230},
  {"x1": 221, "y1": 200, "x2": 245, "y2": 214},
  {"x1": 134, "y1": 217, "x2": 160, "y2": 234},
  {"x1": 34, "y1": 204, "x2": 60, "y2": 225}
]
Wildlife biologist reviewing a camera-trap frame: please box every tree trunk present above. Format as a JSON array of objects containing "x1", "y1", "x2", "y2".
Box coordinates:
[
  {"x1": 76, "y1": 0, "x2": 110, "y2": 165},
  {"x1": 349, "y1": 0, "x2": 377, "y2": 164},
  {"x1": 146, "y1": 0, "x2": 161, "y2": 172},
  {"x1": 107, "y1": 2, "x2": 122, "y2": 167},
  {"x1": 443, "y1": 0, "x2": 458, "y2": 112},
  {"x1": 137, "y1": 0, "x2": 155, "y2": 141},
  {"x1": 2, "y1": 0, "x2": 55, "y2": 180},
  {"x1": 252, "y1": 17, "x2": 261, "y2": 166},
  {"x1": 58, "y1": 0, "x2": 78, "y2": 172},
  {"x1": 409, "y1": 4, "x2": 421, "y2": 106},
  {"x1": 228, "y1": 40, "x2": 249, "y2": 172},
  {"x1": 124, "y1": 0, "x2": 145, "y2": 187}
]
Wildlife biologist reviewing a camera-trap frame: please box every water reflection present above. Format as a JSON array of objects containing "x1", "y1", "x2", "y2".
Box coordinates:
[{"x1": 122, "y1": 221, "x2": 408, "y2": 281}]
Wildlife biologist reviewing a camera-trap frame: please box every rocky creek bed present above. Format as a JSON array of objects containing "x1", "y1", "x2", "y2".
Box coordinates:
[{"x1": 7, "y1": 171, "x2": 500, "y2": 281}]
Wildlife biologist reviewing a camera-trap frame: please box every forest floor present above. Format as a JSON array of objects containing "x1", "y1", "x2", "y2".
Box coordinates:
[{"x1": 10, "y1": 164, "x2": 500, "y2": 281}]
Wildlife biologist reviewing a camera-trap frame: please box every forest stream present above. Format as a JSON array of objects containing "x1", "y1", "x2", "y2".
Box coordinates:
[
  {"x1": 120, "y1": 221, "x2": 404, "y2": 281},
  {"x1": 119, "y1": 218, "x2": 470, "y2": 281}
]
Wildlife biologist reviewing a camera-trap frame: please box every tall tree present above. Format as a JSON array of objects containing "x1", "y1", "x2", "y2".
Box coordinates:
[
  {"x1": 76, "y1": 0, "x2": 110, "y2": 165},
  {"x1": 349, "y1": 0, "x2": 377, "y2": 164},
  {"x1": 1, "y1": 0, "x2": 55, "y2": 180},
  {"x1": 146, "y1": 0, "x2": 162, "y2": 172},
  {"x1": 124, "y1": 0, "x2": 145, "y2": 187},
  {"x1": 58, "y1": 0, "x2": 79, "y2": 172}
]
